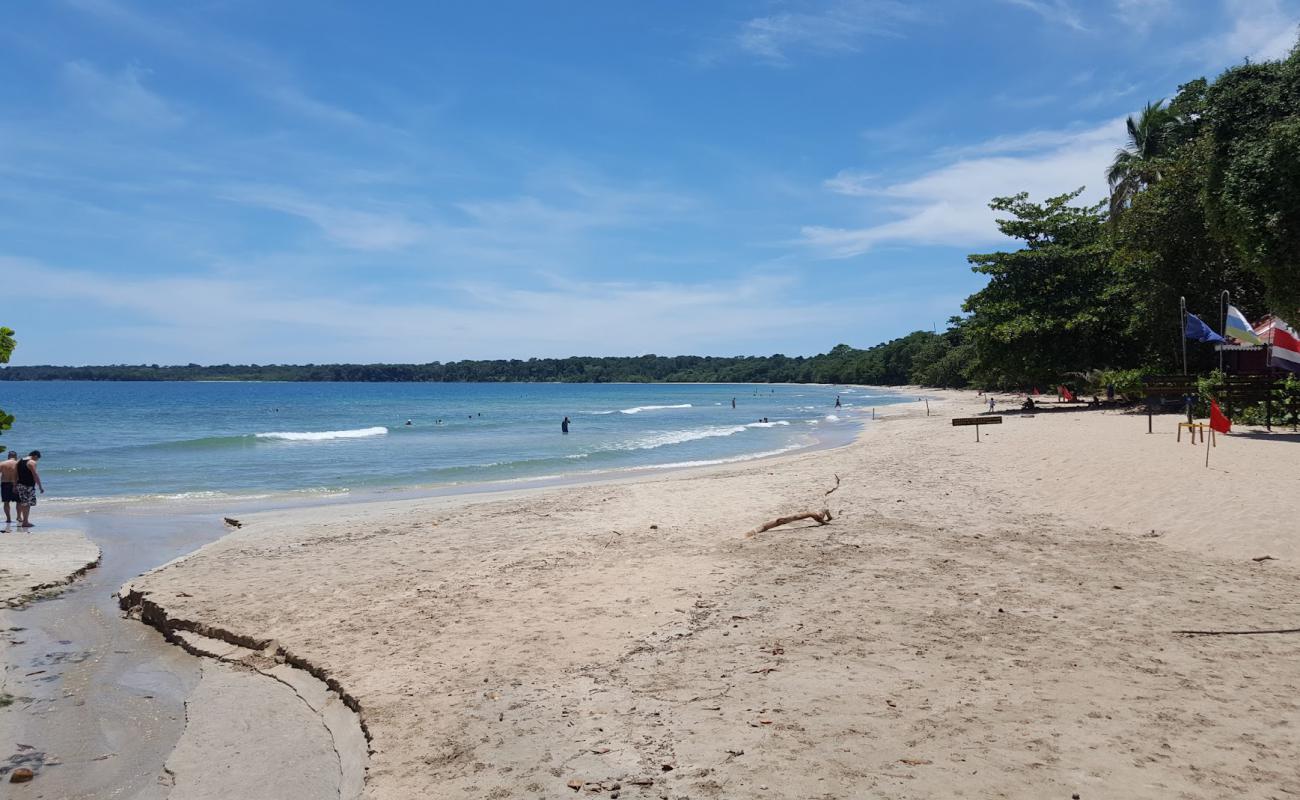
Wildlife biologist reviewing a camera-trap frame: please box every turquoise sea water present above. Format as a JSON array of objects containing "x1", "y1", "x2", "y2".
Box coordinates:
[{"x1": 0, "y1": 382, "x2": 911, "y2": 502}]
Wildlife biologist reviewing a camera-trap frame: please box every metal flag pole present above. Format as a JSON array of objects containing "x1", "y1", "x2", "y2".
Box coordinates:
[
  {"x1": 1180, "y1": 296, "x2": 1188, "y2": 375},
  {"x1": 1220, "y1": 290, "x2": 1230, "y2": 372}
]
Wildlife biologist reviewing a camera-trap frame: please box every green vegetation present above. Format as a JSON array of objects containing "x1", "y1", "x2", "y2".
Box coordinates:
[
  {"x1": 0, "y1": 326, "x2": 15, "y2": 446},
  {"x1": 3, "y1": 46, "x2": 1298, "y2": 392},
  {"x1": 0, "y1": 334, "x2": 959, "y2": 385}
]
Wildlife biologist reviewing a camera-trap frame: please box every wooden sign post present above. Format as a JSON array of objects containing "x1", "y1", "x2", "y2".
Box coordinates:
[{"x1": 952, "y1": 416, "x2": 1002, "y2": 442}]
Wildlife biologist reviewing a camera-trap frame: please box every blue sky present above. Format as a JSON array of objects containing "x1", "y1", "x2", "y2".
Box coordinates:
[{"x1": 1, "y1": 0, "x2": 1296, "y2": 365}]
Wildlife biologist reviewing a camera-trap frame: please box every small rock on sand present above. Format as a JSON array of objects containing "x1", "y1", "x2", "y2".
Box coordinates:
[{"x1": 10, "y1": 768, "x2": 34, "y2": 783}]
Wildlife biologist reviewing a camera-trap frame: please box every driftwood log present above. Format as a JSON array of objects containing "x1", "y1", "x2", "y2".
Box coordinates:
[
  {"x1": 223, "y1": 517, "x2": 242, "y2": 528},
  {"x1": 746, "y1": 509, "x2": 832, "y2": 538}
]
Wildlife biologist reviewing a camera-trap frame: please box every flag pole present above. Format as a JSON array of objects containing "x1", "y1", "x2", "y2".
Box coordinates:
[
  {"x1": 1205, "y1": 421, "x2": 1212, "y2": 468},
  {"x1": 1220, "y1": 290, "x2": 1230, "y2": 372},
  {"x1": 1180, "y1": 296, "x2": 1187, "y2": 375}
]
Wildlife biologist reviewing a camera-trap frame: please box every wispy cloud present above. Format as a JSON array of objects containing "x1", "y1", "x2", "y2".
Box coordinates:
[
  {"x1": 61, "y1": 60, "x2": 183, "y2": 128},
  {"x1": 1198, "y1": 0, "x2": 1299, "y2": 64},
  {"x1": 65, "y1": 0, "x2": 390, "y2": 135},
  {"x1": 726, "y1": 0, "x2": 923, "y2": 63},
  {"x1": 802, "y1": 120, "x2": 1122, "y2": 257},
  {"x1": 823, "y1": 169, "x2": 878, "y2": 196},
  {"x1": 4, "y1": 255, "x2": 872, "y2": 363},
  {"x1": 999, "y1": 0, "x2": 1087, "y2": 31},
  {"x1": 219, "y1": 185, "x2": 427, "y2": 252},
  {"x1": 1112, "y1": 0, "x2": 1174, "y2": 33}
]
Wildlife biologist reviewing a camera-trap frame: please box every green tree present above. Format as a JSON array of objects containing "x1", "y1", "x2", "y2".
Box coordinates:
[
  {"x1": 963, "y1": 190, "x2": 1123, "y2": 388},
  {"x1": 1107, "y1": 100, "x2": 1176, "y2": 219},
  {"x1": 1202, "y1": 44, "x2": 1300, "y2": 314},
  {"x1": 0, "y1": 327, "x2": 15, "y2": 445}
]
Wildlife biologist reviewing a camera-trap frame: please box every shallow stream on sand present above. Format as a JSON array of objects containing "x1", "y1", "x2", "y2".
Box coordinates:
[{"x1": 1, "y1": 508, "x2": 222, "y2": 799}]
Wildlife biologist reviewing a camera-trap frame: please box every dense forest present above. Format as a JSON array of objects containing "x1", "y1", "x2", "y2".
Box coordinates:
[
  {"x1": 3, "y1": 45, "x2": 1297, "y2": 390},
  {"x1": 0, "y1": 333, "x2": 951, "y2": 385}
]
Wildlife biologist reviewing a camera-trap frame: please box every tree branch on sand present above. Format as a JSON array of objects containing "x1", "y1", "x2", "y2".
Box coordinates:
[
  {"x1": 745, "y1": 509, "x2": 832, "y2": 538},
  {"x1": 746, "y1": 475, "x2": 843, "y2": 537}
]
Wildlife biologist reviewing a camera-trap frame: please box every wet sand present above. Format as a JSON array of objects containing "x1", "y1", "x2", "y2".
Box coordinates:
[
  {"x1": 0, "y1": 506, "x2": 363, "y2": 800},
  {"x1": 0, "y1": 529, "x2": 100, "y2": 606}
]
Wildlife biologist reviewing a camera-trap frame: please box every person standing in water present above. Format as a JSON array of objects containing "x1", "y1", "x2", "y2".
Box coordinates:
[
  {"x1": 834, "y1": 395, "x2": 842, "y2": 408},
  {"x1": 731, "y1": 397, "x2": 736, "y2": 409},
  {"x1": 15, "y1": 451, "x2": 42, "y2": 528},
  {"x1": 561, "y1": 416, "x2": 570, "y2": 434},
  {"x1": 0, "y1": 451, "x2": 17, "y2": 525}
]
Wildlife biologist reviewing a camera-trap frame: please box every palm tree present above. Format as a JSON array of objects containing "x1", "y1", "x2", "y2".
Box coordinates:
[{"x1": 1107, "y1": 101, "x2": 1175, "y2": 220}]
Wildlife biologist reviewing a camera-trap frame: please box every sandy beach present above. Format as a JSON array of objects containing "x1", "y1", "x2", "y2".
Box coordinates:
[{"x1": 118, "y1": 392, "x2": 1300, "y2": 799}]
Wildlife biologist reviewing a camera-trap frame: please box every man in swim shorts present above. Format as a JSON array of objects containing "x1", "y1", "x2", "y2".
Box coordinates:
[
  {"x1": 15, "y1": 450, "x2": 43, "y2": 528},
  {"x1": 0, "y1": 451, "x2": 17, "y2": 525}
]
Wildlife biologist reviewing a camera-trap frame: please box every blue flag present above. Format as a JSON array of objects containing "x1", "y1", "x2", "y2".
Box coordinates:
[{"x1": 1184, "y1": 313, "x2": 1225, "y2": 343}]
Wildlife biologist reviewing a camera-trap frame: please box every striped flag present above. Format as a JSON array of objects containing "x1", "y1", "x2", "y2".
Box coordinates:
[
  {"x1": 1225, "y1": 305, "x2": 1263, "y2": 345},
  {"x1": 1258, "y1": 316, "x2": 1300, "y2": 373}
]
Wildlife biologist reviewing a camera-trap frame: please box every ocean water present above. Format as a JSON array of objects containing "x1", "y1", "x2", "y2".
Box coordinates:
[{"x1": 0, "y1": 382, "x2": 911, "y2": 502}]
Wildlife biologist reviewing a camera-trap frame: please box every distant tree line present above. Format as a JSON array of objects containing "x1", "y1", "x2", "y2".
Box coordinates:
[
  {"x1": 4, "y1": 45, "x2": 1297, "y2": 391},
  {"x1": 0, "y1": 334, "x2": 961, "y2": 386}
]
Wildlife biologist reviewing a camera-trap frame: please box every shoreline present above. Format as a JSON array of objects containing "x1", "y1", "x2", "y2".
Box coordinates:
[
  {"x1": 124, "y1": 390, "x2": 1300, "y2": 797},
  {"x1": 42, "y1": 407, "x2": 874, "y2": 520},
  {"x1": 19, "y1": 388, "x2": 1300, "y2": 797}
]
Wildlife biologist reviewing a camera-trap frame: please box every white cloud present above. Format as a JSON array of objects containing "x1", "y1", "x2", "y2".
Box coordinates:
[
  {"x1": 1112, "y1": 0, "x2": 1174, "y2": 33},
  {"x1": 218, "y1": 186, "x2": 426, "y2": 251},
  {"x1": 62, "y1": 60, "x2": 182, "y2": 128},
  {"x1": 999, "y1": 0, "x2": 1087, "y2": 31},
  {"x1": 803, "y1": 120, "x2": 1123, "y2": 257},
  {"x1": 822, "y1": 169, "x2": 878, "y2": 196},
  {"x1": 66, "y1": 0, "x2": 387, "y2": 134},
  {"x1": 3, "y1": 255, "x2": 878, "y2": 362},
  {"x1": 730, "y1": 0, "x2": 922, "y2": 62},
  {"x1": 1203, "y1": 0, "x2": 1299, "y2": 64}
]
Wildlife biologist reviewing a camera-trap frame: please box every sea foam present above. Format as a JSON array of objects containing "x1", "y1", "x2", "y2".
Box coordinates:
[
  {"x1": 619, "y1": 403, "x2": 692, "y2": 414},
  {"x1": 255, "y1": 426, "x2": 388, "y2": 442},
  {"x1": 614, "y1": 425, "x2": 747, "y2": 451}
]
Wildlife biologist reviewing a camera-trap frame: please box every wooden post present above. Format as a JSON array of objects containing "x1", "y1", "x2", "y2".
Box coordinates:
[
  {"x1": 925, "y1": 399, "x2": 930, "y2": 416},
  {"x1": 1205, "y1": 425, "x2": 1211, "y2": 468},
  {"x1": 872, "y1": 407, "x2": 876, "y2": 420}
]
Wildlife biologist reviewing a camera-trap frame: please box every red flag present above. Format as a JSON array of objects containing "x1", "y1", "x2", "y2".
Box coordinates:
[
  {"x1": 1210, "y1": 398, "x2": 1231, "y2": 434},
  {"x1": 1061, "y1": 386, "x2": 1076, "y2": 402}
]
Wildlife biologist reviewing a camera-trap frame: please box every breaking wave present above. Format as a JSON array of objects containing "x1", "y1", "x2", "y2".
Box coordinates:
[
  {"x1": 255, "y1": 426, "x2": 389, "y2": 442},
  {"x1": 619, "y1": 404, "x2": 693, "y2": 414}
]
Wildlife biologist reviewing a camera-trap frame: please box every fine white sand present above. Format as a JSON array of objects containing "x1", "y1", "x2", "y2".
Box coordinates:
[
  {"x1": 0, "y1": 529, "x2": 100, "y2": 605},
  {"x1": 123, "y1": 392, "x2": 1300, "y2": 799}
]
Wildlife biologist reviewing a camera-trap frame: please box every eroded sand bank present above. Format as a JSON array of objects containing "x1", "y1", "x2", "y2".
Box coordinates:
[
  {"x1": 123, "y1": 393, "x2": 1300, "y2": 798},
  {"x1": 0, "y1": 529, "x2": 100, "y2": 606}
]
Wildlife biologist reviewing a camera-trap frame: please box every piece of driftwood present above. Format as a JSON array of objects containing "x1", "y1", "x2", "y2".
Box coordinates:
[
  {"x1": 824, "y1": 474, "x2": 841, "y2": 496},
  {"x1": 1175, "y1": 627, "x2": 1300, "y2": 636},
  {"x1": 746, "y1": 509, "x2": 832, "y2": 538},
  {"x1": 223, "y1": 517, "x2": 242, "y2": 528}
]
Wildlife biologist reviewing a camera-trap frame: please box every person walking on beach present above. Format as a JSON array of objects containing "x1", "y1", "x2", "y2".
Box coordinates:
[
  {"x1": 988, "y1": 396, "x2": 996, "y2": 413},
  {"x1": 0, "y1": 451, "x2": 17, "y2": 525},
  {"x1": 15, "y1": 451, "x2": 42, "y2": 528},
  {"x1": 561, "y1": 416, "x2": 570, "y2": 434}
]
